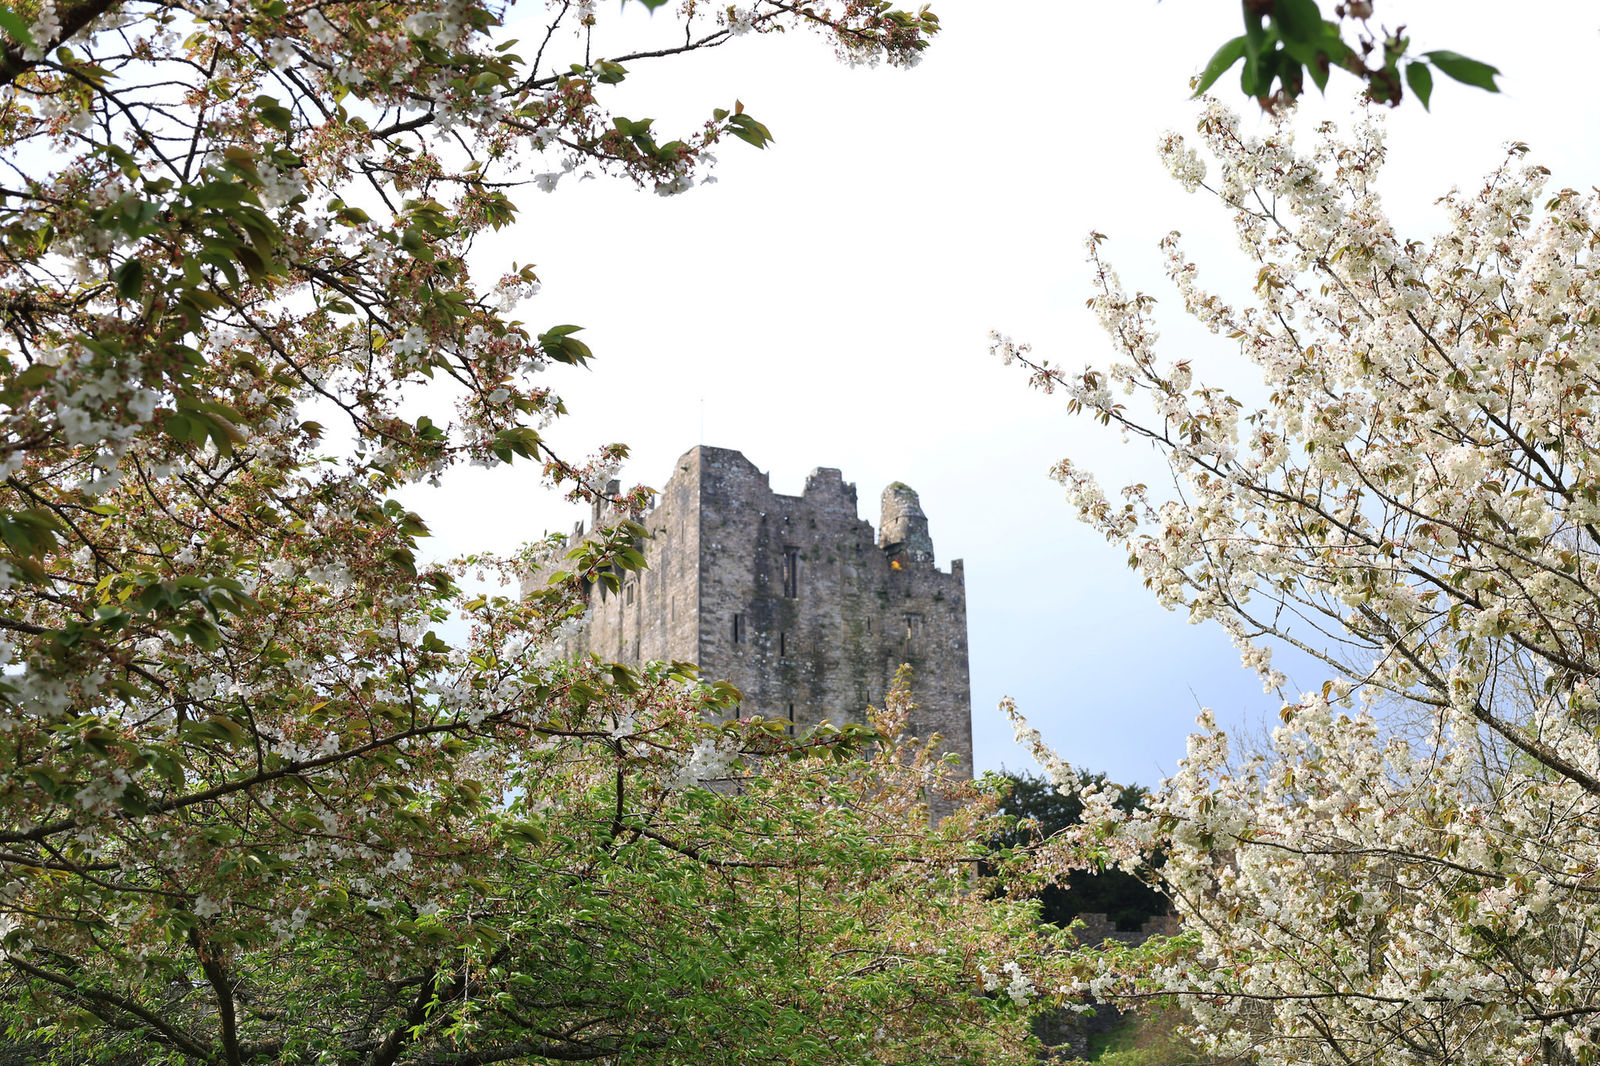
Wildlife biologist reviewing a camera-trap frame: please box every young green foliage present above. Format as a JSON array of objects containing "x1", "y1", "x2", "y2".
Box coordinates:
[
  {"x1": 1192, "y1": 0, "x2": 1498, "y2": 111},
  {"x1": 0, "y1": 2, "x2": 1045, "y2": 1064}
]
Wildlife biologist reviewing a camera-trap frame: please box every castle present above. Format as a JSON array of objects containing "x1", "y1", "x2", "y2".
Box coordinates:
[{"x1": 538, "y1": 446, "x2": 973, "y2": 771}]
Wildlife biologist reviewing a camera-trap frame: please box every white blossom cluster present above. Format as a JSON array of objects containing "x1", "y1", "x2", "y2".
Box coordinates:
[
  {"x1": 1004, "y1": 102, "x2": 1600, "y2": 1065},
  {"x1": 668, "y1": 737, "x2": 738, "y2": 791}
]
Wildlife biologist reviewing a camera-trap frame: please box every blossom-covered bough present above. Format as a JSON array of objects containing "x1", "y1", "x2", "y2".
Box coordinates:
[
  {"x1": 0, "y1": 1, "x2": 1058, "y2": 1063},
  {"x1": 1000, "y1": 102, "x2": 1600, "y2": 1065}
]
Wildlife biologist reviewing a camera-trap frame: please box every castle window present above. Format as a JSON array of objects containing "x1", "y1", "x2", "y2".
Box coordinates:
[
  {"x1": 625, "y1": 583, "x2": 635, "y2": 606},
  {"x1": 779, "y1": 631, "x2": 786, "y2": 657},
  {"x1": 904, "y1": 613, "x2": 924, "y2": 655},
  {"x1": 787, "y1": 703, "x2": 795, "y2": 736},
  {"x1": 732, "y1": 613, "x2": 745, "y2": 645},
  {"x1": 782, "y1": 546, "x2": 799, "y2": 598}
]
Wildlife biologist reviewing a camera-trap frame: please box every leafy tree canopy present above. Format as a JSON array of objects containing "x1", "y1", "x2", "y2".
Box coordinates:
[{"x1": 0, "y1": 1, "x2": 1061, "y2": 1063}]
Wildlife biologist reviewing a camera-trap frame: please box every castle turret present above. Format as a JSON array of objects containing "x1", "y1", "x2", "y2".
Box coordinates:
[{"x1": 879, "y1": 482, "x2": 934, "y2": 564}]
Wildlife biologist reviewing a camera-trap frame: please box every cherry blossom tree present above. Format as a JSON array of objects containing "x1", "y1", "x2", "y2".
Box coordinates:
[
  {"x1": 1000, "y1": 103, "x2": 1600, "y2": 1065},
  {"x1": 0, "y1": 1, "x2": 1057, "y2": 1062}
]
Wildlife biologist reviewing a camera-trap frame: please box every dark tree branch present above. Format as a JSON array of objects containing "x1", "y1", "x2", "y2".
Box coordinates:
[
  {"x1": 0, "y1": 0, "x2": 120, "y2": 87},
  {"x1": 5, "y1": 953, "x2": 215, "y2": 1061}
]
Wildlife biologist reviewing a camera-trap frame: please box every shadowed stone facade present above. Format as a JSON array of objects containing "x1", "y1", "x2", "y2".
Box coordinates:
[{"x1": 544, "y1": 445, "x2": 973, "y2": 771}]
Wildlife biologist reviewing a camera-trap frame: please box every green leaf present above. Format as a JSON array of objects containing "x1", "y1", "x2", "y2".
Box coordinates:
[
  {"x1": 1240, "y1": 49, "x2": 1260, "y2": 98},
  {"x1": 1304, "y1": 50, "x2": 1330, "y2": 92},
  {"x1": 115, "y1": 257, "x2": 144, "y2": 300},
  {"x1": 182, "y1": 619, "x2": 220, "y2": 651},
  {"x1": 1194, "y1": 35, "x2": 1247, "y2": 97},
  {"x1": 590, "y1": 60, "x2": 628, "y2": 84},
  {"x1": 253, "y1": 94, "x2": 295, "y2": 132},
  {"x1": 1406, "y1": 61, "x2": 1434, "y2": 110},
  {"x1": 187, "y1": 181, "x2": 254, "y2": 208},
  {"x1": 0, "y1": 3, "x2": 35, "y2": 49},
  {"x1": 1422, "y1": 50, "x2": 1500, "y2": 92},
  {"x1": 725, "y1": 113, "x2": 773, "y2": 149},
  {"x1": 539, "y1": 325, "x2": 592, "y2": 365},
  {"x1": 163, "y1": 413, "x2": 197, "y2": 445},
  {"x1": 13, "y1": 363, "x2": 52, "y2": 390},
  {"x1": 25, "y1": 769, "x2": 61, "y2": 797},
  {"x1": 0, "y1": 509, "x2": 62, "y2": 557},
  {"x1": 179, "y1": 718, "x2": 238, "y2": 746},
  {"x1": 613, "y1": 116, "x2": 654, "y2": 137},
  {"x1": 1271, "y1": 0, "x2": 1323, "y2": 45},
  {"x1": 1242, "y1": 9, "x2": 1266, "y2": 61}
]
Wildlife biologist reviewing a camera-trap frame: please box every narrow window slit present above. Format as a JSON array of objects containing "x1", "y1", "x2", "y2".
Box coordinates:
[{"x1": 782, "y1": 546, "x2": 800, "y2": 598}]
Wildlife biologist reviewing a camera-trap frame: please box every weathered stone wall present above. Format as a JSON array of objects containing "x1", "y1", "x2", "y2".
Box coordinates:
[
  {"x1": 574, "y1": 455, "x2": 703, "y2": 667},
  {"x1": 554, "y1": 446, "x2": 972, "y2": 771}
]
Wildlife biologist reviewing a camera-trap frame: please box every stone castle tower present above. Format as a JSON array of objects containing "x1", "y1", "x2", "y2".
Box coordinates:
[{"x1": 541, "y1": 446, "x2": 972, "y2": 770}]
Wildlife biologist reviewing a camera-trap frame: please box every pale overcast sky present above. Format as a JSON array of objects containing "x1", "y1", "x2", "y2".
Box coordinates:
[{"x1": 403, "y1": 1, "x2": 1600, "y2": 785}]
